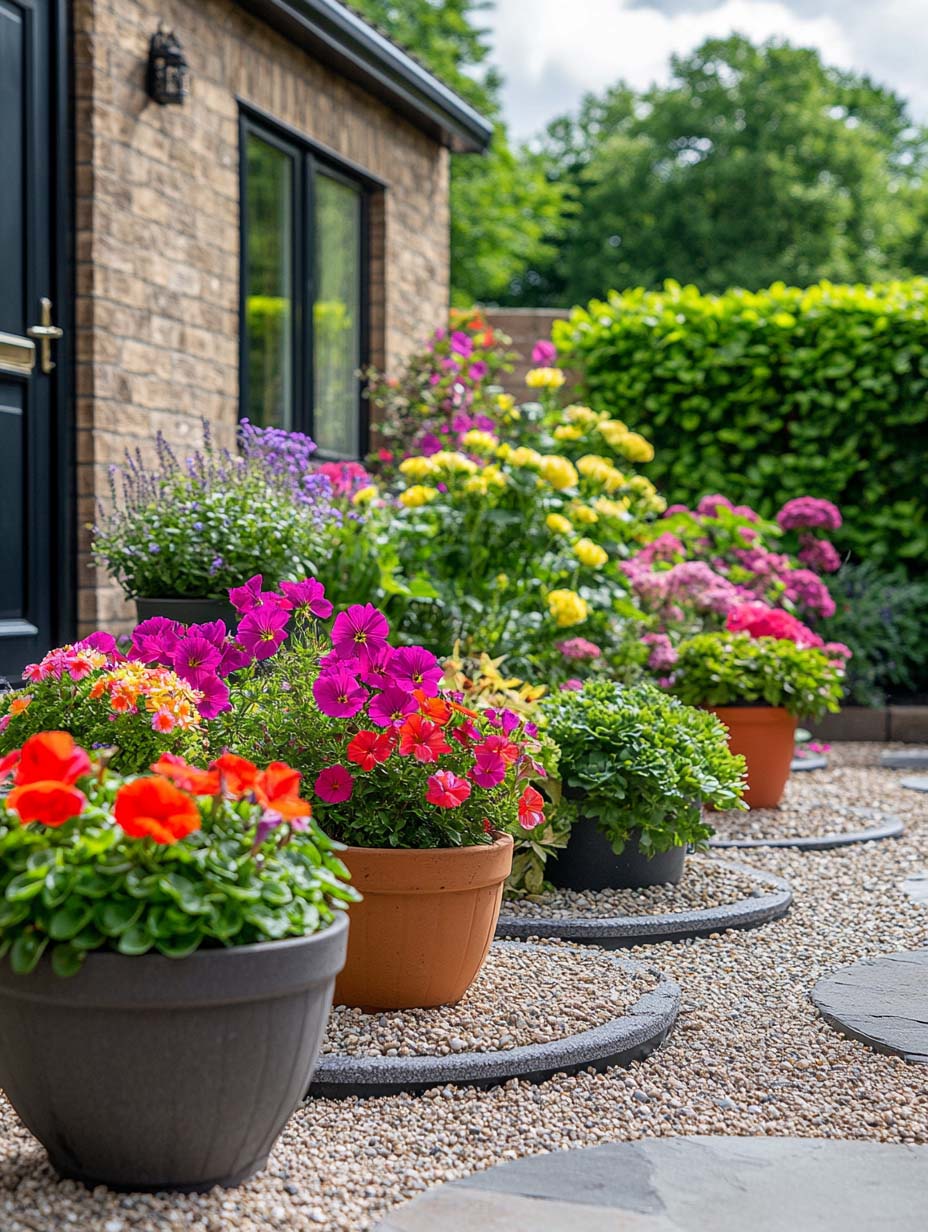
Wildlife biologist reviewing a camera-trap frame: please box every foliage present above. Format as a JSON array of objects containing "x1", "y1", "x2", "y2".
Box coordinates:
[
  {"x1": 821, "y1": 562, "x2": 928, "y2": 706},
  {"x1": 542, "y1": 680, "x2": 746, "y2": 856},
  {"x1": 0, "y1": 639, "x2": 206, "y2": 774},
  {"x1": 506, "y1": 35, "x2": 928, "y2": 305},
  {"x1": 555, "y1": 279, "x2": 928, "y2": 572},
  {"x1": 0, "y1": 732, "x2": 355, "y2": 977},
  {"x1": 671, "y1": 632, "x2": 846, "y2": 718},
  {"x1": 92, "y1": 422, "x2": 339, "y2": 600},
  {"x1": 208, "y1": 581, "x2": 546, "y2": 850}
]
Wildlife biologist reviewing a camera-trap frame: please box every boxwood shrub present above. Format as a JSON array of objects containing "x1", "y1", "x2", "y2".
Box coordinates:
[{"x1": 554, "y1": 279, "x2": 928, "y2": 572}]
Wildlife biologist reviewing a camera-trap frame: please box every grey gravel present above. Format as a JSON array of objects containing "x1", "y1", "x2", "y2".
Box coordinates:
[{"x1": 0, "y1": 742, "x2": 926, "y2": 1232}]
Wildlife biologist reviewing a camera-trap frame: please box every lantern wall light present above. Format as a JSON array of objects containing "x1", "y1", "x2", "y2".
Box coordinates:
[{"x1": 146, "y1": 25, "x2": 188, "y2": 105}]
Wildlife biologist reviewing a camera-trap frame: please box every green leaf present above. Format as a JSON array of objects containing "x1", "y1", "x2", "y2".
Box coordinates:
[
  {"x1": 5, "y1": 873, "x2": 47, "y2": 903},
  {"x1": 10, "y1": 932, "x2": 48, "y2": 974},
  {"x1": 48, "y1": 902, "x2": 95, "y2": 941},
  {"x1": 94, "y1": 899, "x2": 145, "y2": 937},
  {"x1": 116, "y1": 921, "x2": 155, "y2": 956},
  {"x1": 51, "y1": 944, "x2": 85, "y2": 978}
]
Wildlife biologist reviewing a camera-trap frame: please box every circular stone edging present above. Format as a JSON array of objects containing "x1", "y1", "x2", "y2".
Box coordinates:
[
  {"x1": 710, "y1": 807, "x2": 904, "y2": 852},
  {"x1": 308, "y1": 943, "x2": 679, "y2": 1099},
  {"x1": 495, "y1": 860, "x2": 791, "y2": 948}
]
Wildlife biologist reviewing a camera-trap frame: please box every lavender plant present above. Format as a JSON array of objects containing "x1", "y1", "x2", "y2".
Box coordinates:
[{"x1": 92, "y1": 421, "x2": 339, "y2": 600}]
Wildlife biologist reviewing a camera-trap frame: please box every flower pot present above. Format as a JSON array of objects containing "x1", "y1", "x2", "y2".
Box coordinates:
[
  {"x1": 550, "y1": 816, "x2": 686, "y2": 890},
  {"x1": 709, "y1": 705, "x2": 797, "y2": 809},
  {"x1": 0, "y1": 916, "x2": 348, "y2": 1191},
  {"x1": 135, "y1": 596, "x2": 237, "y2": 627},
  {"x1": 334, "y1": 834, "x2": 513, "y2": 1010}
]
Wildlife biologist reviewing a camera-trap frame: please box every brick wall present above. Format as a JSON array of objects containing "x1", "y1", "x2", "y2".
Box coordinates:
[
  {"x1": 74, "y1": 0, "x2": 450, "y2": 632},
  {"x1": 483, "y1": 308, "x2": 572, "y2": 398}
]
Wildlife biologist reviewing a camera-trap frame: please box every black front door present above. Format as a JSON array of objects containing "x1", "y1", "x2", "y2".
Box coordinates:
[{"x1": 0, "y1": 0, "x2": 67, "y2": 678}]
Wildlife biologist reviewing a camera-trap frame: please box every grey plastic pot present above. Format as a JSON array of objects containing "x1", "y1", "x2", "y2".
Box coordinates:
[
  {"x1": 0, "y1": 914, "x2": 348, "y2": 1192},
  {"x1": 135, "y1": 596, "x2": 237, "y2": 627},
  {"x1": 550, "y1": 817, "x2": 686, "y2": 891}
]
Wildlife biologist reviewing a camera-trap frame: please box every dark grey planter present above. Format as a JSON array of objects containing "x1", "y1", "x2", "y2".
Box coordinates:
[
  {"x1": 0, "y1": 915, "x2": 348, "y2": 1192},
  {"x1": 135, "y1": 596, "x2": 237, "y2": 628},
  {"x1": 550, "y1": 816, "x2": 686, "y2": 891}
]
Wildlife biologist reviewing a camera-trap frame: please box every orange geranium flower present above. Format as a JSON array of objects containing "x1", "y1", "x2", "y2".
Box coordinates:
[
  {"x1": 114, "y1": 777, "x2": 201, "y2": 844},
  {"x1": 255, "y1": 762, "x2": 312, "y2": 820},
  {"x1": 14, "y1": 732, "x2": 91, "y2": 786},
  {"x1": 6, "y1": 781, "x2": 86, "y2": 827},
  {"x1": 414, "y1": 690, "x2": 451, "y2": 726},
  {"x1": 150, "y1": 753, "x2": 220, "y2": 796},
  {"x1": 211, "y1": 752, "x2": 259, "y2": 797}
]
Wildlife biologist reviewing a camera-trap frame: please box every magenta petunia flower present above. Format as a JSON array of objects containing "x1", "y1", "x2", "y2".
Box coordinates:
[
  {"x1": 75, "y1": 631, "x2": 120, "y2": 659},
  {"x1": 314, "y1": 764, "x2": 354, "y2": 804},
  {"x1": 187, "y1": 620, "x2": 228, "y2": 647},
  {"x1": 172, "y1": 634, "x2": 222, "y2": 687},
  {"x1": 218, "y1": 641, "x2": 252, "y2": 677},
  {"x1": 237, "y1": 605, "x2": 289, "y2": 661},
  {"x1": 358, "y1": 644, "x2": 395, "y2": 690},
  {"x1": 195, "y1": 673, "x2": 231, "y2": 719},
  {"x1": 450, "y1": 330, "x2": 474, "y2": 358},
  {"x1": 468, "y1": 361, "x2": 488, "y2": 381},
  {"x1": 313, "y1": 667, "x2": 367, "y2": 718},
  {"x1": 331, "y1": 603, "x2": 389, "y2": 661},
  {"x1": 531, "y1": 339, "x2": 557, "y2": 365},
  {"x1": 367, "y1": 684, "x2": 417, "y2": 728},
  {"x1": 389, "y1": 646, "x2": 442, "y2": 696},
  {"x1": 228, "y1": 574, "x2": 265, "y2": 614},
  {"x1": 280, "y1": 578, "x2": 333, "y2": 620},
  {"x1": 131, "y1": 617, "x2": 182, "y2": 664},
  {"x1": 469, "y1": 746, "x2": 507, "y2": 789}
]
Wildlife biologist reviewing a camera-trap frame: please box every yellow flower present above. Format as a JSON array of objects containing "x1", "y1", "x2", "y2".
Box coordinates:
[
  {"x1": 399, "y1": 484, "x2": 438, "y2": 508},
  {"x1": 508, "y1": 446, "x2": 544, "y2": 470},
  {"x1": 595, "y1": 419, "x2": 630, "y2": 447},
  {"x1": 431, "y1": 450, "x2": 477, "y2": 475},
  {"x1": 613, "y1": 431, "x2": 655, "y2": 463},
  {"x1": 496, "y1": 442, "x2": 513, "y2": 461},
  {"x1": 593, "y1": 496, "x2": 631, "y2": 519},
  {"x1": 464, "y1": 475, "x2": 489, "y2": 495},
  {"x1": 352, "y1": 485, "x2": 378, "y2": 505},
  {"x1": 570, "y1": 502, "x2": 598, "y2": 525},
  {"x1": 538, "y1": 455, "x2": 579, "y2": 491},
  {"x1": 525, "y1": 367, "x2": 566, "y2": 390},
  {"x1": 573, "y1": 538, "x2": 609, "y2": 568},
  {"x1": 461, "y1": 429, "x2": 499, "y2": 453},
  {"x1": 482, "y1": 464, "x2": 507, "y2": 488},
  {"x1": 547, "y1": 589, "x2": 589, "y2": 628},
  {"x1": 553, "y1": 424, "x2": 584, "y2": 442},
  {"x1": 576, "y1": 453, "x2": 613, "y2": 479},
  {"x1": 564, "y1": 404, "x2": 600, "y2": 426},
  {"x1": 546, "y1": 513, "x2": 573, "y2": 535},
  {"x1": 399, "y1": 455, "x2": 437, "y2": 480},
  {"x1": 495, "y1": 572, "x2": 509, "y2": 590},
  {"x1": 496, "y1": 393, "x2": 515, "y2": 413}
]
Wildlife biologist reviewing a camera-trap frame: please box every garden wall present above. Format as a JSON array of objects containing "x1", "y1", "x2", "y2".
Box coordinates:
[{"x1": 483, "y1": 308, "x2": 571, "y2": 396}]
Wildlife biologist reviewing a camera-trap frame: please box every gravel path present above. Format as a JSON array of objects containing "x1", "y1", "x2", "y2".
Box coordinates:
[
  {"x1": 1, "y1": 742, "x2": 927, "y2": 1231},
  {"x1": 503, "y1": 854, "x2": 775, "y2": 919},
  {"x1": 322, "y1": 944, "x2": 658, "y2": 1058}
]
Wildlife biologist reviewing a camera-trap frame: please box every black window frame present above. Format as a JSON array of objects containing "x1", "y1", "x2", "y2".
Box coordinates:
[{"x1": 238, "y1": 103, "x2": 377, "y2": 459}]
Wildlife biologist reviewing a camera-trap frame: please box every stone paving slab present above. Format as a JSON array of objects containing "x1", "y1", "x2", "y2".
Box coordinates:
[
  {"x1": 812, "y1": 950, "x2": 928, "y2": 1062},
  {"x1": 495, "y1": 862, "x2": 791, "y2": 947},
  {"x1": 309, "y1": 944, "x2": 679, "y2": 1098},
  {"x1": 901, "y1": 775, "x2": 928, "y2": 792},
  {"x1": 880, "y1": 748, "x2": 928, "y2": 770},
  {"x1": 376, "y1": 1137, "x2": 928, "y2": 1231},
  {"x1": 709, "y1": 807, "x2": 904, "y2": 852},
  {"x1": 790, "y1": 755, "x2": 828, "y2": 772},
  {"x1": 899, "y1": 869, "x2": 928, "y2": 904}
]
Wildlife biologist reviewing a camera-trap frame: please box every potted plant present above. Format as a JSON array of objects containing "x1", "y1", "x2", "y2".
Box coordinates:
[
  {"x1": 209, "y1": 578, "x2": 547, "y2": 1010},
  {"x1": 91, "y1": 420, "x2": 337, "y2": 624},
  {"x1": 0, "y1": 731, "x2": 355, "y2": 1191},
  {"x1": 671, "y1": 603, "x2": 848, "y2": 808},
  {"x1": 542, "y1": 679, "x2": 746, "y2": 889}
]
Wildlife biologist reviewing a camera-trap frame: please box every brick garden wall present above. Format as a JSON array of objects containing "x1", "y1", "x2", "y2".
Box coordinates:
[
  {"x1": 483, "y1": 308, "x2": 572, "y2": 398},
  {"x1": 73, "y1": 0, "x2": 450, "y2": 632}
]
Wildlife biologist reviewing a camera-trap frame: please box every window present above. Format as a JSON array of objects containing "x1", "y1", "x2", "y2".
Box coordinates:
[{"x1": 240, "y1": 113, "x2": 371, "y2": 457}]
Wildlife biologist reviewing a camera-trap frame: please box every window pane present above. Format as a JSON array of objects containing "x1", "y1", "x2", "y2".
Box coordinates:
[
  {"x1": 244, "y1": 133, "x2": 293, "y2": 429},
  {"x1": 313, "y1": 174, "x2": 362, "y2": 457}
]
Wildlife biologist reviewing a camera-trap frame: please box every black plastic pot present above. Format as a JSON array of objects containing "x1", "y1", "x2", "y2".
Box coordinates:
[
  {"x1": 0, "y1": 915, "x2": 348, "y2": 1191},
  {"x1": 550, "y1": 817, "x2": 686, "y2": 891},
  {"x1": 135, "y1": 596, "x2": 237, "y2": 628}
]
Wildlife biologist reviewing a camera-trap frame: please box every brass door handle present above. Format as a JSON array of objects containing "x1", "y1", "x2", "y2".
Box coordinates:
[{"x1": 26, "y1": 298, "x2": 63, "y2": 374}]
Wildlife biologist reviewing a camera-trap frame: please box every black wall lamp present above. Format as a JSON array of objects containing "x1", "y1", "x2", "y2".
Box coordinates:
[{"x1": 146, "y1": 25, "x2": 188, "y2": 105}]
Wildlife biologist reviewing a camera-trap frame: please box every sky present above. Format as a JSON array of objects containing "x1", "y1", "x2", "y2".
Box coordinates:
[{"x1": 486, "y1": 0, "x2": 928, "y2": 141}]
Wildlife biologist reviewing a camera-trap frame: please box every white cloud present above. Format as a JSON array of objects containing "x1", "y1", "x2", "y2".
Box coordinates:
[{"x1": 487, "y1": 0, "x2": 928, "y2": 140}]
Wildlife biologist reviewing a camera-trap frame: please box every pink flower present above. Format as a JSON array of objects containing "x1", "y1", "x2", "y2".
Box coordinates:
[
  {"x1": 358, "y1": 644, "x2": 395, "y2": 689},
  {"x1": 280, "y1": 578, "x2": 333, "y2": 619},
  {"x1": 425, "y1": 770, "x2": 471, "y2": 809},
  {"x1": 642, "y1": 632, "x2": 678, "y2": 671},
  {"x1": 75, "y1": 631, "x2": 120, "y2": 658},
  {"x1": 783, "y1": 569, "x2": 836, "y2": 618},
  {"x1": 195, "y1": 673, "x2": 231, "y2": 719},
  {"x1": 390, "y1": 646, "x2": 442, "y2": 696},
  {"x1": 131, "y1": 617, "x2": 182, "y2": 664},
  {"x1": 451, "y1": 719, "x2": 482, "y2": 746},
  {"x1": 313, "y1": 668, "x2": 367, "y2": 719},
  {"x1": 314, "y1": 764, "x2": 354, "y2": 804},
  {"x1": 469, "y1": 746, "x2": 506, "y2": 789},
  {"x1": 229, "y1": 575, "x2": 265, "y2": 614},
  {"x1": 556, "y1": 637, "x2": 602, "y2": 661},
  {"x1": 172, "y1": 635, "x2": 222, "y2": 687},
  {"x1": 450, "y1": 330, "x2": 473, "y2": 358},
  {"x1": 531, "y1": 339, "x2": 557, "y2": 365},
  {"x1": 696, "y1": 494, "x2": 733, "y2": 517},
  {"x1": 777, "y1": 497, "x2": 842, "y2": 532},
  {"x1": 331, "y1": 604, "x2": 389, "y2": 661},
  {"x1": 367, "y1": 685, "x2": 417, "y2": 728},
  {"x1": 518, "y1": 785, "x2": 545, "y2": 830},
  {"x1": 468, "y1": 361, "x2": 488, "y2": 381},
  {"x1": 726, "y1": 602, "x2": 823, "y2": 649},
  {"x1": 237, "y1": 605, "x2": 289, "y2": 660},
  {"x1": 798, "y1": 536, "x2": 842, "y2": 574},
  {"x1": 151, "y1": 709, "x2": 175, "y2": 734},
  {"x1": 560, "y1": 679, "x2": 584, "y2": 691}
]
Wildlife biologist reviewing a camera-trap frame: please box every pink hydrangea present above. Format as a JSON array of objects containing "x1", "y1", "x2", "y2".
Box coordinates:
[
  {"x1": 642, "y1": 632, "x2": 678, "y2": 671},
  {"x1": 797, "y1": 536, "x2": 842, "y2": 574},
  {"x1": 726, "y1": 602, "x2": 823, "y2": 649},
  {"x1": 776, "y1": 497, "x2": 842, "y2": 532},
  {"x1": 783, "y1": 568, "x2": 836, "y2": 618},
  {"x1": 556, "y1": 637, "x2": 602, "y2": 661},
  {"x1": 696, "y1": 494, "x2": 733, "y2": 517}
]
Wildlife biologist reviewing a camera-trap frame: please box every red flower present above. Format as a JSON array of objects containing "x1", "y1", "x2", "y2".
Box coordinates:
[
  {"x1": 14, "y1": 731, "x2": 90, "y2": 786},
  {"x1": 6, "y1": 782, "x2": 86, "y2": 828},
  {"x1": 211, "y1": 752, "x2": 259, "y2": 797},
  {"x1": 398, "y1": 714, "x2": 451, "y2": 764},
  {"x1": 255, "y1": 762, "x2": 312, "y2": 819},
  {"x1": 0, "y1": 749, "x2": 21, "y2": 783},
  {"x1": 114, "y1": 777, "x2": 201, "y2": 844},
  {"x1": 151, "y1": 753, "x2": 220, "y2": 796},
  {"x1": 480, "y1": 734, "x2": 520, "y2": 765},
  {"x1": 314, "y1": 764, "x2": 354, "y2": 804},
  {"x1": 425, "y1": 770, "x2": 471, "y2": 809},
  {"x1": 517, "y1": 785, "x2": 545, "y2": 831},
  {"x1": 347, "y1": 729, "x2": 395, "y2": 771}
]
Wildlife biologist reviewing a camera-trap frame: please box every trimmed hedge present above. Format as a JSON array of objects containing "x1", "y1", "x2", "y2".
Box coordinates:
[{"x1": 554, "y1": 280, "x2": 928, "y2": 571}]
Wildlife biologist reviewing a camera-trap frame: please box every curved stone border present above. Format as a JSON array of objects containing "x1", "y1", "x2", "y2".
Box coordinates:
[
  {"x1": 812, "y1": 951, "x2": 928, "y2": 1062},
  {"x1": 308, "y1": 944, "x2": 679, "y2": 1099},
  {"x1": 495, "y1": 861, "x2": 791, "y2": 948},
  {"x1": 710, "y1": 807, "x2": 904, "y2": 852},
  {"x1": 791, "y1": 754, "x2": 828, "y2": 772}
]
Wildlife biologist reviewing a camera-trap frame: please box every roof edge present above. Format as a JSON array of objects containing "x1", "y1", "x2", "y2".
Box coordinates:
[{"x1": 234, "y1": 0, "x2": 494, "y2": 153}]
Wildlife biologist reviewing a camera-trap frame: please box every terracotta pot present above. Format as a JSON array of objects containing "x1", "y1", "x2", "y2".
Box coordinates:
[
  {"x1": 709, "y1": 705, "x2": 798, "y2": 809},
  {"x1": 334, "y1": 834, "x2": 514, "y2": 1010}
]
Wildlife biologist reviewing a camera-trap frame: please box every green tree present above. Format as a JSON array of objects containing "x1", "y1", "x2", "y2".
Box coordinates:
[
  {"x1": 349, "y1": 0, "x2": 569, "y2": 303},
  {"x1": 506, "y1": 35, "x2": 928, "y2": 305}
]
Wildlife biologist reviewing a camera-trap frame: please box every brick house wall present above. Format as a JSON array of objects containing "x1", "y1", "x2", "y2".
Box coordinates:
[{"x1": 73, "y1": 0, "x2": 451, "y2": 633}]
